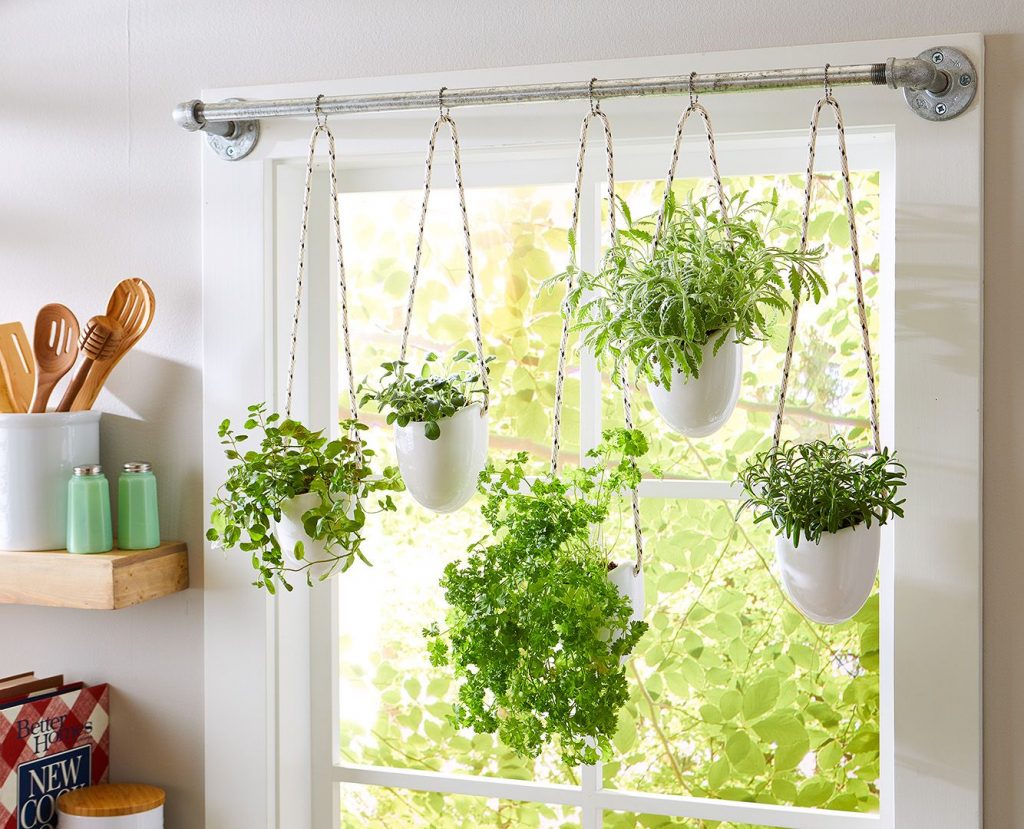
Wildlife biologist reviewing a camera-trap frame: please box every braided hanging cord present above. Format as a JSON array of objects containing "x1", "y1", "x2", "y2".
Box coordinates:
[
  {"x1": 772, "y1": 70, "x2": 880, "y2": 451},
  {"x1": 283, "y1": 101, "x2": 361, "y2": 453},
  {"x1": 651, "y1": 78, "x2": 730, "y2": 252},
  {"x1": 398, "y1": 91, "x2": 489, "y2": 410},
  {"x1": 550, "y1": 83, "x2": 644, "y2": 573}
]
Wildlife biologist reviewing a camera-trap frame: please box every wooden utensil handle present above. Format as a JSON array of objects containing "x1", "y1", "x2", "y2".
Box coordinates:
[
  {"x1": 56, "y1": 359, "x2": 94, "y2": 412},
  {"x1": 30, "y1": 380, "x2": 55, "y2": 413}
]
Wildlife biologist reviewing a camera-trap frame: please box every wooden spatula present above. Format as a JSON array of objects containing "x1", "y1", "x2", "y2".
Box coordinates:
[
  {"x1": 30, "y1": 304, "x2": 80, "y2": 413},
  {"x1": 70, "y1": 278, "x2": 155, "y2": 411},
  {"x1": 0, "y1": 378, "x2": 16, "y2": 413},
  {"x1": 0, "y1": 322, "x2": 35, "y2": 414},
  {"x1": 56, "y1": 316, "x2": 124, "y2": 412}
]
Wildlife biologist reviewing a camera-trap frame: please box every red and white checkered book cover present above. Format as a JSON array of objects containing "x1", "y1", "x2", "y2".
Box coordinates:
[{"x1": 0, "y1": 684, "x2": 109, "y2": 829}]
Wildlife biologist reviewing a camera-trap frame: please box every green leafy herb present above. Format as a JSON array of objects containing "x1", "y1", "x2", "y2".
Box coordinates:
[
  {"x1": 553, "y1": 191, "x2": 826, "y2": 389},
  {"x1": 424, "y1": 428, "x2": 651, "y2": 766},
  {"x1": 207, "y1": 403, "x2": 404, "y2": 590},
  {"x1": 359, "y1": 350, "x2": 491, "y2": 440},
  {"x1": 738, "y1": 437, "x2": 907, "y2": 546}
]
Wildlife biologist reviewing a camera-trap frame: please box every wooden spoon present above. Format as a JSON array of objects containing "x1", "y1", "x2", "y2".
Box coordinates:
[
  {"x1": 30, "y1": 304, "x2": 80, "y2": 413},
  {"x1": 0, "y1": 322, "x2": 35, "y2": 414},
  {"x1": 70, "y1": 278, "x2": 155, "y2": 411},
  {"x1": 56, "y1": 317, "x2": 124, "y2": 412}
]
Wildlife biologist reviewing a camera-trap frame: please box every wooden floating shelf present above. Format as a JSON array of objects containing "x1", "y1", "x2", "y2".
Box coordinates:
[{"x1": 0, "y1": 541, "x2": 189, "y2": 610}]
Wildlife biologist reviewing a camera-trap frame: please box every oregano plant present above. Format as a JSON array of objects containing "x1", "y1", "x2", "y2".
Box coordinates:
[
  {"x1": 424, "y1": 428, "x2": 651, "y2": 766},
  {"x1": 738, "y1": 437, "x2": 907, "y2": 546},
  {"x1": 359, "y1": 350, "x2": 491, "y2": 440},
  {"x1": 555, "y1": 191, "x2": 827, "y2": 389},
  {"x1": 207, "y1": 403, "x2": 404, "y2": 591}
]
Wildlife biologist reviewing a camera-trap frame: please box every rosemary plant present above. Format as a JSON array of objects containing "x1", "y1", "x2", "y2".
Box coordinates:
[{"x1": 738, "y1": 437, "x2": 907, "y2": 546}]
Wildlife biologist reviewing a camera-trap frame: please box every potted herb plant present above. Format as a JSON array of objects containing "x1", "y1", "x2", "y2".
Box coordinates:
[
  {"x1": 424, "y1": 428, "x2": 650, "y2": 766},
  {"x1": 563, "y1": 192, "x2": 826, "y2": 437},
  {"x1": 359, "y1": 350, "x2": 490, "y2": 513},
  {"x1": 738, "y1": 437, "x2": 907, "y2": 624},
  {"x1": 207, "y1": 403, "x2": 403, "y2": 590}
]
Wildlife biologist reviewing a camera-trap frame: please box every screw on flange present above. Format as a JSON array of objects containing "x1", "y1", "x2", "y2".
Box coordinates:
[
  {"x1": 932, "y1": 51, "x2": 944, "y2": 64},
  {"x1": 935, "y1": 103, "x2": 948, "y2": 116},
  {"x1": 226, "y1": 146, "x2": 236, "y2": 157},
  {"x1": 959, "y1": 73, "x2": 972, "y2": 86}
]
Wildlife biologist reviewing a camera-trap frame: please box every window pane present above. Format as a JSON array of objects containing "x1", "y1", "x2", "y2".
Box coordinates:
[
  {"x1": 601, "y1": 172, "x2": 882, "y2": 481},
  {"x1": 338, "y1": 183, "x2": 577, "y2": 784},
  {"x1": 342, "y1": 183, "x2": 579, "y2": 470},
  {"x1": 339, "y1": 783, "x2": 580, "y2": 827},
  {"x1": 603, "y1": 499, "x2": 880, "y2": 814}
]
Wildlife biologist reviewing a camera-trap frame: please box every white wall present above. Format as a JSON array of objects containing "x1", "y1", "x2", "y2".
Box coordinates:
[{"x1": 1, "y1": 2, "x2": 1020, "y2": 826}]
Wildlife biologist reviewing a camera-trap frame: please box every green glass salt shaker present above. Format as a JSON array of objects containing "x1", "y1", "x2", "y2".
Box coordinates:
[
  {"x1": 67, "y1": 465, "x2": 113, "y2": 554},
  {"x1": 118, "y1": 462, "x2": 160, "y2": 550}
]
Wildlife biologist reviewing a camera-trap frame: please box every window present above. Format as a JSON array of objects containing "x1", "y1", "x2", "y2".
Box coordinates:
[
  {"x1": 327, "y1": 150, "x2": 886, "y2": 828},
  {"x1": 201, "y1": 34, "x2": 982, "y2": 829}
]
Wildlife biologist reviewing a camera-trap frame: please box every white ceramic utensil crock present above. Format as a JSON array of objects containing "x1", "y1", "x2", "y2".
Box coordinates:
[
  {"x1": 0, "y1": 411, "x2": 101, "y2": 550},
  {"x1": 647, "y1": 332, "x2": 742, "y2": 438},
  {"x1": 775, "y1": 521, "x2": 881, "y2": 625},
  {"x1": 395, "y1": 403, "x2": 488, "y2": 513}
]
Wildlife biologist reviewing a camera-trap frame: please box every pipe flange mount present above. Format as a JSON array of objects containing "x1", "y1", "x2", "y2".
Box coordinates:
[
  {"x1": 205, "y1": 99, "x2": 260, "y2": 161},
  {"x1": 904, "y1": 47, "x2": 977, "y2": 122}
]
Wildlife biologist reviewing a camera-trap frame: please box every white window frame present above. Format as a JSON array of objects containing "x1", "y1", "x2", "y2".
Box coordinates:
[{"x1": 201, "y1": 33, "x2": 983, "y2": 829}]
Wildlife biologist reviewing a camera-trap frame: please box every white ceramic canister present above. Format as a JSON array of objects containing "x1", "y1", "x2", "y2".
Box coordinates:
[
  {"x1": 394, "y1": 403, "x2": 488, "y2": 513},
  {"x1": 57, "y1": 783, "x2": 164, "y2": 828},
  {"x1": 647, "y1": 331, "x2": 742, "y2": 438},
  {"x1": 273, "y1": 491, "x2": 353, "y2": 581},
  {"x1": 775, "y1": 521, "x2": 881, "y2": 625},
  {"x1": 0, "y1": 411, "x2": 101, "y2": 550}
]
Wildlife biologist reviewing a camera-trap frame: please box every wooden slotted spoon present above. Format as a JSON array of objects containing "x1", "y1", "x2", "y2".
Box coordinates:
[
  {"x1": 70, "y1": 278, "x2": 155, "y2": 411},
  {"x1": 30, "y1": 304, "x2": 80, "y2": 413},
  {"x1": 0, "y1": 322, "x2": 36, "y2": 414},
  {"x1": 57, "y1": 317, "x2": 124, "y2": 412}
]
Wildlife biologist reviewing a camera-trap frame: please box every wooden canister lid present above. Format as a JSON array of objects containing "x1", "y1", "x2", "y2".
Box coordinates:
[{"x1": 58, "y1": 783, "x2": 165, "y2": 817}]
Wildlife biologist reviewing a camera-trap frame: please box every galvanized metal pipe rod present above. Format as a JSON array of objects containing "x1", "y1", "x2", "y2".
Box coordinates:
[
  {"x1": 177, "y1": 49, "x2": 978, "y2": 159},
  {"x1": 176, "y1": 58, "x2": 943, "y2": 130}
]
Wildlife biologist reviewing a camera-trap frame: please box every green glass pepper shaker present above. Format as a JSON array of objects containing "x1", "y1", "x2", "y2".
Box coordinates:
[
  {"x1": 118, "y1": 462, "x2": 160, "y2": 550},
  {"x1": 67, "y1": 465, "x2": 113, "y2": 554}
]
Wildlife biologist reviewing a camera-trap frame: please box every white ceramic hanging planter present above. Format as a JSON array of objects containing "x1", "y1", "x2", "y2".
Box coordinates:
[
  {"x1": 607, "y1": 561, "x2": 646, "y2": 662},
  {"x1": 608, "y1": 561, "x2": 646, "y2": 625},
  {"x1": 647, "y1": 330, "x2": 742, "y2": 438},
  {"x1": 273, "y1": 491, "x2": 350, "y2": 582},
  {"x1": 775, "y1": 522, "x2": 881, "y2": 625},
  {"x1": 395, "y1": 403, "x2": 489, "y2": 513}
]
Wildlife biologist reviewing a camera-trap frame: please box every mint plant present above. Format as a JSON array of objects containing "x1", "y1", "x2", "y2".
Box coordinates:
[
  {"x1": 738, "y1": 437, "x2": 907, "y2": 546},
  {"x1": 425, "y1": 428, "x2": 650, "y2": 766},
  {"x1": 556, "y1": 191, "x2": 826, "y2": 389},
  {"x1": 359, "y1": 350, "x2": 491, "y2": 440},
  {"x1": 207, "y1": 403, "x2": 403, "y2": 590}
]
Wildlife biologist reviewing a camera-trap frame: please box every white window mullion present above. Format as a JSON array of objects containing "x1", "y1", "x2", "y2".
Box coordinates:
[{"x1": 581, "y1": 762, "x2": 603, "y2": 829}]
